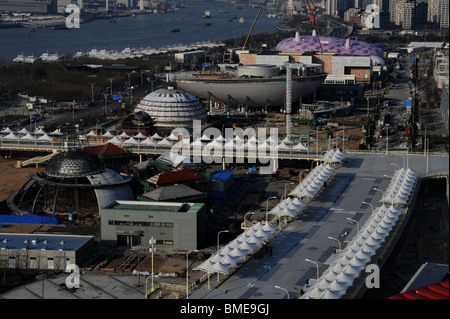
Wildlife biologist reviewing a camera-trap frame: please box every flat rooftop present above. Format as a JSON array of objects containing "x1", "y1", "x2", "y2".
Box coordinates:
[
  {"x1": 0, "y1": 233, "x2": 93, "y2": 251},
  {"x1": 105, "y1": 200, "x2": 204, "y2": 214}
]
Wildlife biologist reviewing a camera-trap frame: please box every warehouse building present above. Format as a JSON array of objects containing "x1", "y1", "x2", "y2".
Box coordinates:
[
  {"x1": 0, "y1": 233, "x2": 94, "y2": 270},
  {"x1": 100, "y1": 200, "x2": 206, "y2": 250}
]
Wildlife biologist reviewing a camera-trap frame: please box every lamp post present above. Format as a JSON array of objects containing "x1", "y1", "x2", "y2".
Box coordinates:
[
  {"x1": 186, "y1": 249, "x2": 199, "y2": 299},
  {"x1": 89, "y1": 82, "x2": 96, "y2": 102},
  {"x1": 374, "y1": 187, "x2": 391, "y2": 207},
  {"x1": 275, "y1": 285, "x2": 290, "y2": 299},
  {"x1": 347, "y1": 217, "x2": 360, "y2": 247},
  {"x1": 299, "y1": 169, "x2": 310, "y2": 184},
  {"x1": 305, "y1": 259, "x2": 320, "y2": 299},
  {"x1": 36, "y1": 273, "x2": 49, "y2": 299},
  {"x1": 133, "y1": 230, "x2": 144, "y2": 287},
  {"x1": 328, "y1": 236, "x2": 342, "y2": 272},
  {"x1": 217, "y1": 230, "x2": 229, "y2": 282},
  {"x1": 284, "y1": 181, "x2": 294, "y2": 199},
  {"x1": 362, "y1": 201, "x2": 375, "y2": 232},
  {"x1": 149, "y1": 236, "x2": 156, "y2": 293},
  {"x1": 265, "y1": 196, "x2": 277, "y2": 224},
  {"x1": 390, "y1": 163, "x2": 401, "y2": 171},
  {"x1": 243, "y1": 211, "x2": 255, "y2": 230}
]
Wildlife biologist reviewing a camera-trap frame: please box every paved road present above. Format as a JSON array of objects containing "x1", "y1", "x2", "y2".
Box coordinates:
[{"x1": 189, "y1": 152, "x2": 449, "y2": 299}]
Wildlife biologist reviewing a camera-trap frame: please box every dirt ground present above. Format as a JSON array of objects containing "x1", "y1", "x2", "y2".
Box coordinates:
[{"x1": 0, "y1": 157, "x2": 40, "y2": 203}]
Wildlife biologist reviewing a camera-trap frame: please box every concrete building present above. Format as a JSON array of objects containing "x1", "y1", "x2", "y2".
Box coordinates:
[
  {"x1": 428, "y1": 0, "x2": 449, "y2": 29},
  {"x1": 325, "y1": 0, "x2": 351, "y2": 18},
  {"x1": 441, "y1": 83, "x2": 449, "y2": 137},
  {"x1": 394, "y1": 0, "x2": 415, "y2": 29},
  {"x1": 318, "y1": 74, "x2": 365, "y2": 105},
  {"x1": 0, "y1": 0, "x2": 53, "y2": 13},
  {"x1": 440, "y1": 0, "x2": 449, "y2": 30},
  {"x1": 100, "y1": 200, "x2": 207, "y2": 250},
  {"x1": 0, "y1": 233, "x2": 94, "y2": 270},
  {"x1": 428, "y1": 0, "x2": 441, "y2": 23}
]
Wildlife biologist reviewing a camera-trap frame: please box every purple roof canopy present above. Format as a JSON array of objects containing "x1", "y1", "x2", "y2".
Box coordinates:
[{"x1": 276, "y1": 32, "x2": 385, "y2": 65}]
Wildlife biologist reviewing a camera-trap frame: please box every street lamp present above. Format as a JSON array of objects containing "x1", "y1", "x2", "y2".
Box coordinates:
[
  {"x1": 390, "y1": 163, "x2": 401, "y2": 171},
  {"x1": 243, "y1": 211, "x2": 255, "y2": 230},
  {"x1": 186, "y1": 249, "x2": 199, "y2": 299},
  {"x1": 216, "y1": 230, "x2": 229, "y2": 282},
  {"x1": 274, "y1": 285, "x2": 289, "y2": 299},
  {"x1": 265, "y1": 196, "x2": 278, "y2": 224},
  {"x1": 328, "y1": 236, "x2": 342, "y2": 272},
  {"x1": 347, "y1": 217, "x2": 360, "y2": 247},
  {"x1": 284, "y1": 181, "x2": 295, "y2": 199},
  {"x1": 133, "y1": 230, "x2": 144, "y2": 287},
  {"x1": 305, "y1": 259, "x2": 320, "y2": 299},
  {"x1": 362, "y1": 201, "x2": 375, "y2": 232},
  {"x1": 89, "y1": 82, "x2": 96, "y2": 102},
  {"x1": 374, "y1": 187, "x2": 391, "y2": 207},
  {"x1": 36, "y1": 273, "x2": 49, "y2": 299}
]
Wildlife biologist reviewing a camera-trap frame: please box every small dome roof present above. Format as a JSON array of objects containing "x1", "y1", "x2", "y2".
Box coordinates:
[
  {"x1": 44, "y1": 150, "x2": 104, "y2": 178},
  {"x1": 134, "y1": 87, "x2": 207, "y2": 125}
]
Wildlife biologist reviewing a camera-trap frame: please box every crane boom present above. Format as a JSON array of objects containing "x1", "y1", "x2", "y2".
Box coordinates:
[
  {"x1": 242, "y1": 0, "x2": 267, "y2": 50},
  {"x1": 304, "y1": 0, "x2": 318, "y2": 25}
]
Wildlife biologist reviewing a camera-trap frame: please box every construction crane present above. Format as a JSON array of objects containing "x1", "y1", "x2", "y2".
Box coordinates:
[
  {"x1": 303, "y1": 0, "x2": 318, "y2": 26},
  {"x1": 242, "y1": 0, "x2": 267, "y2": 50}
]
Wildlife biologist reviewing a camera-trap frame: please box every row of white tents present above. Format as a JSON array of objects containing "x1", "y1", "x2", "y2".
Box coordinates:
[
  {"x1": 193, "y1": 221, "x2": 279, "y2": 276},
  {"x1": 301, "y1": 168, "x2": 417, "y2": 299},
  {"x1": 379, "y1": 168, "x2": 417, "y2": 207},
  {"x1": 288, "y1": 164, "x2": 336, "y2": 199},
  {"x1": 192, "y1": 160, "x2": 339, "y2": 281},
  {"x1": 99, "y1": 132, "x2": 310, "y2": 151},
  {"x1": 321, "y1": 149, "x2": 346, "y2": 164},
  {"x1": 0, "y1": 127, "x2": 64, "y2": 141}
]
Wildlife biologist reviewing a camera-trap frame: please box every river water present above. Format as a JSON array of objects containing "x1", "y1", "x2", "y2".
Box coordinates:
[{"x1": 0, "y1": 2, "x2": 282, "y2": 63}]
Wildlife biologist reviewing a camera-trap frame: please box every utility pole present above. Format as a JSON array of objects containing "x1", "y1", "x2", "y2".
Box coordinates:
[{"x1": 89, "y1": 82, "x2": 96, "y2": 102}]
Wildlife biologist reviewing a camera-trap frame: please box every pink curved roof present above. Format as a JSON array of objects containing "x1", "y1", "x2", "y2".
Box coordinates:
[{"x1": 276, "y1": 33, "x2": 385, "y2": 65}]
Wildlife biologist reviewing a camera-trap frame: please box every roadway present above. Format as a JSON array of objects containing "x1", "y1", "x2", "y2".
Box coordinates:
[{"x1": 188, "y1": 152, "x2": 449, "y2": 299}]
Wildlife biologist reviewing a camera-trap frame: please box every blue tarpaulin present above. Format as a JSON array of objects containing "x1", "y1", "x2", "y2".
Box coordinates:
[{"x1": 0, "y1": 215, "x2": 58, "y2": 225}]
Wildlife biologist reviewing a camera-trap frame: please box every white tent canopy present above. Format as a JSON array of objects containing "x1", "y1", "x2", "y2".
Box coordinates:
[
  {"x1": 156, "y1": 138, "x2": 173, "y2": 147},
  {"x1": 119, "y1": 131, "x2": 130, "y2": 138},
  {"x1": 102, "y1": 131, "x2": 115, "y2": 138},
  {"x1": 49, "y1": 129, "x2": 63, "y2": 136},
  {"x1": 86, "y1": 130, "x2": 98, "y2": 137},
  {"x1": 2, "y1": 132, "x2": 19, "y2": 140},
  {"x1": 1, "y1": 127, "x2": 14, "y2": 134},
  {"x1": 134, "y1": 132, "x2": 147, "y2": 139},
  {"x1": 123, "y1": 137, "x2": 139, "y2": 145},
  {"x1": 37, "y1": 133, "x2": 53, "y2": 141},
  {"x1": 140, "y1": 138, "x2": 157, "y2": 146},
  {"x1": 20, "y1": 133, "x2": 36, "y2": 141},
  {"x1": 108, "y1": 136, "x2": 123, "y2": 144},
  {"x1": 17, "y1": 127, "x2": 31, "y2": 135},
  {"x1": 35, "y1": 128, "x2": 47, "y2": 135},
  {"x1": 150, "y1": 133, "x2": 164, "y2": 140}
]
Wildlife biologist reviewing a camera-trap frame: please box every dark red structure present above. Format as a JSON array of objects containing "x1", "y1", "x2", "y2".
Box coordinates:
[{"x1": 386, "y1": 280, "x2": 449, "y2": 299}]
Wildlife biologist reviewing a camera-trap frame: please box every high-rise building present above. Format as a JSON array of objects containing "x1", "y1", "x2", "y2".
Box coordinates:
[
  {"x1": 325, "y1": 0, "x2": 351, "y2": 18},
  {"x1": 441, "y1": 0, "x2": 449, "y2": 29},
  {"x1": 428, "y1": 0, "x2": 441, "y2": 23},
  {"x1": 394, "y1": 0, "x2": 415, "y2": 29},
  {"x1": 414, "y1": 0, "x2": 428, "y2": 29}
]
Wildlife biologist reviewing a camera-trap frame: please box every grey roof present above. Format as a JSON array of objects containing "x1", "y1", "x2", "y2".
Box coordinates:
[
  {"x1": 142, "y1": 184, "x2": 203, "y2": 201},
  {"x1": 0, "y1": 233, "x2": 93, "y2": 251},
  {"x1": 401, "y1": 262, "x2": 449, "y2": 292}
]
